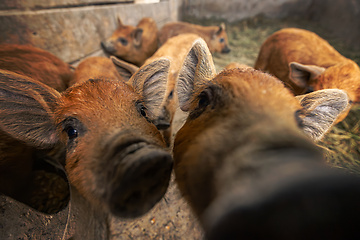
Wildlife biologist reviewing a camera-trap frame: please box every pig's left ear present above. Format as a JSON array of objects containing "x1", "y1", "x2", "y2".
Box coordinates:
[
  {"x1": 289, "y1": 62, "x2": 326, "y2": 88},
  {"x1": 295, "y1": 89, "x2": 351, "y2": 141},
  {"x1": 177, "y1": 38, "x2": 217, "y2": 111},
  {"x1": 110, "y1": 56, "x2": 139, "y2": 81},
  {"x1": 133, "y1": 28, "x2": 143, "y2": 47},
  {"x1": 128, "y1": 58, "x2": 170, "y2": 114}
]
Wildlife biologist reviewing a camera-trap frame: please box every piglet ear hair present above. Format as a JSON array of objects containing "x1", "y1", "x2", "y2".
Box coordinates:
[
  {"x1": 128, "y1": 58, "x2": 170, "y2": 116},
  {"x1": 133, "y1": 28, "x2": 143, "y2": 47},
  {"x1": 0, "y1": 70, "x2": 60, "y2": 149},
  {"x1": 110, "y1": 56, "x2": 139, "y2": 81},
  {"x1": 289, "y1": 62, "x2": 326, "y2": 88},
  {"x1": 296, "y1": 89, "x2": 351, "y2": 141},
  {"x1": 217, "y1": 23, "x2": 226, "y2": 35},
  {"x1": 177, "y1": 38, "x2": 216, "y2": 111}
]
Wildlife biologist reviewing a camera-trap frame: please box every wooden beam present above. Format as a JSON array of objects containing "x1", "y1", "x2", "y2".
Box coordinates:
[{"x1": 0, "y1": 1, "x2": 176, "y2": 62}]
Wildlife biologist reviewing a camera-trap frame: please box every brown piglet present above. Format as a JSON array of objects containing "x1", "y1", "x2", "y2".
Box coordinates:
[
  {"x1": 174, "y1": 39, "x2": 360, "y2": 240},
  {"x1": 0, "y1": 58, "x2": 173, "y2": 239},
  {"x1": 135, "y1": 33, "x2": 203, "y2": 147},
  {"x1": 0, "y1": 44, "x2": 73, "y2": 92},
  {"x1": 159, "y1": 21, "x2": 231, "y2": 54},
  {"x1": 254, "y1": 28, "x2": 360, "y2": 122},
  {"x1": 70, "y1": 56, "x2": 138, "y2": 86},
  {"x1": 101, "y1": 17, "x2": 159, "y2": 67}
]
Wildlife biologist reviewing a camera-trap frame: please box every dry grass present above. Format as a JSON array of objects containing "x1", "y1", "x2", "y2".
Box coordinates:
[{"x1": 185, "y1": 16, "x2": 360, "y2": 174}]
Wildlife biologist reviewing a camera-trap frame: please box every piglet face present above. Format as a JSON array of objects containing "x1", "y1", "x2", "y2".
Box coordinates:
[
  {"x1": 57, "y1": 79, "x2": 172, "y2": 217},
  {"x1": 210, "y1": 23, "x2": 230, "y2": 54}
]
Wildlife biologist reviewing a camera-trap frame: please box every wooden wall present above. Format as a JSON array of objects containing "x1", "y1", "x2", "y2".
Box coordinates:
[{"x1": 0, "y1": 0, "x2": 179, "y2": 63}]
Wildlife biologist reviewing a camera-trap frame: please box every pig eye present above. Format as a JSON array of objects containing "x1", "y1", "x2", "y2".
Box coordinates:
[
  {"x1": 190, "y1": 86, "x2": 219, "y2": 120},
  {"x1": 66, "y1": 126, "x2": 78, "y2": 139},
  {"x1": 136, "y1": 101, "x2": 150, "y2": 121},
  {"x1": 198, "y1": 89, "x2": 212, "y2": 109},
  {"x1": 219, "y1": 38, "x2": 225, "y2": 43},
  {"x1": 61, "y1": 117, "x2": 86, "y2": 142},
  {"x1": 118, "y1": 37, "x2": 128, "y2": 46}
]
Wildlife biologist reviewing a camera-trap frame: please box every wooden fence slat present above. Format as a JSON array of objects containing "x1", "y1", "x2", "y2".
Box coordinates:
[
  {"x1": 0, "y1": 0, "x2": 134, "y2": 11},
  {"x1": 0, "y1": 1, "x2": 176, "y2": 62}
]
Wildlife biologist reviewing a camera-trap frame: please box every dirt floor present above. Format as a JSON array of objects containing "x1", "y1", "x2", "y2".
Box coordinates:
[{"x1": 1, "y1": 16, "x2": 359, "y2": 239}]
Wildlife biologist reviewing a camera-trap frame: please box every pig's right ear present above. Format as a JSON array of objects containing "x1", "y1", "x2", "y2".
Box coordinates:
[
  {"x1": 289, "y1": 62, "x2": 326, "y2": 88},
  {"x1": 177, "y1": 38, "x2": 217, "y2": 111},
  {"x1": 295, "y1": 89, "x2": 351, "y2": 141},
  {"x1": 0, "y1": 71, "x2": 60, "y2": 149},
  {"x1": 128, "y1": 58, "x2": 170, "y2": 114},
  {"x1": 110, "y1": 56, "x2": 139, "y2": 81}
]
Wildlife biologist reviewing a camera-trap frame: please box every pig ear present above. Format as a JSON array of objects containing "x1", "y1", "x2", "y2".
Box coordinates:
[
  {"x1": 295, "y1": 89, "x2": 351, "y2": 141},
  {"x1": 0, "y1": 71, "x2": 60, "y2": 148},
  {"x1": 110, "y1": 56, "x2": 139, "y2": 81},
  {"x1": 216, "y1": 23, "x2": 226, "y2": 35},
  {"x1": 289, "y1": 62, "x2": 326, "y2": 88},
  {"x1": 117, "y1": 16, "x2": 124, "y2": 27},
  {"x1": 128, "y1": 58, "x2": 170, "y2": 114},
  {"x1": 133, "y1": 28, "x2": 143, "y2": 47},
  {"x1": 177, "y1": 38, "x2": 217, "y2": 111}
]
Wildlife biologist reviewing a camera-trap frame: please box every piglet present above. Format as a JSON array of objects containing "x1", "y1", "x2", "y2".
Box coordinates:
[
  {"x1": 174, "y1": 38, "x2": 360, "y2": 240},
  {"x1": 254, "y1": 28, "x2": 360, "y2": 122},
  {"x1": 0, "y1": 58, "x2": 173, "y2": 239},
  {"x1": 159, "y1": 21, "x2": 231, "y2": 54},
  {"x1": 101, "y1": 17, "x2": 158, "y2": 67},
  {"x1": 0, "y1": 44, "x2": 73, "y2": 92}
]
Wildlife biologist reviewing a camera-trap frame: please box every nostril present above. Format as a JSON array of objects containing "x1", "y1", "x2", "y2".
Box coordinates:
[
  {"x1": 101, "y1": 41, "x2": 115, "y2": 53},
  {"x1": 156, "y1": 123, "x2": 170, "y2": 130},
  {"x1": 154, "y1": 119, "x2": 171, "y2": 130},
  {"x1": 222, "y1": 47, "x2": 231, "y2": 53}
]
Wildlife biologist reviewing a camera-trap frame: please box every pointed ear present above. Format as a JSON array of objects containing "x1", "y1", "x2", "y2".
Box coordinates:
[
  {"x1": 295, "y1": 89, "x2": 351, "y2": 141},
  {"x1": 177, "y1": 38, "x2": 216, "y2": 111},
  {"x1": 289, "y1": 62, "x2": 326, "y2": 88},
  {"x1": 110, "y1": 56, "x2": 139, "y2": 81},
  {"x1": 117, "y1": 16, "x2": 124, "y2": 27},
  {"x1": 0, "y1": 70, "x2": 60, "y2": 148},
  {"x1": 215, "y1": 23, "x2": 225, "y2": 36},
  {"x1": 128, "y1": 58, "x2": 170, "y2": 115},
  {"x1": 133, "y1": 28, "x2": 143, "y2": 47}
]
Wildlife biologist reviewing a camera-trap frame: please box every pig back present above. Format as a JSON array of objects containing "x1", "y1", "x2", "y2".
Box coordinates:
[
  {"x1": 71, "y1": 56, "x2": 123, "y2": 86},
  {"x1": 0, "y1": 44, "x2": 73, "y2": 92}
]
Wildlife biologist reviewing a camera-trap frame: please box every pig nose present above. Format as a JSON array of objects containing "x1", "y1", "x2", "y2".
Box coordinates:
[
  {"x1": 101, "y1": 41, "x2": 115, "y2": 53},
  {"x1": 221, "y1": 45, "x2": 231, "y2": 54},
  {"x1": 204, "y1": 171, "x2": 360, "y2": 240},
  {"x1": 154, "y1": 119, "x2": 171, "y2": 130},
  {"x1": 107, "y1": 142, "x2": 173, "y2": 218}
]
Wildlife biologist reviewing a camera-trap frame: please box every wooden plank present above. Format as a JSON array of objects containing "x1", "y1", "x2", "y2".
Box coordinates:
[
  {"x1": 0, "y1": 1, "x2": 176, "y2": 63},
  {"x1": 0, "y1": 0, "x2": 133, "y2": 11}
]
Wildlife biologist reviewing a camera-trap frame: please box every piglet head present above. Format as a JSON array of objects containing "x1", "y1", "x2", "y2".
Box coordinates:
[{"x1": 0, "y1": 58, "x2": 173, "y2": 218}]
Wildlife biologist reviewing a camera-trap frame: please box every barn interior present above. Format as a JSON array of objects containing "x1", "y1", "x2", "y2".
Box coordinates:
[{"x1": 0, "y1": 0, "x2": 359, "y2": 239}]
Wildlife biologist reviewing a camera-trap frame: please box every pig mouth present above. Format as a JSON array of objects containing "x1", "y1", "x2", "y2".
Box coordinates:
[
  {"x1": 100, "y1": 41, "x2": 116, "y2": 55},
  {"x1": 106, "y1": 140, "x2": 173, "y2": 218}
]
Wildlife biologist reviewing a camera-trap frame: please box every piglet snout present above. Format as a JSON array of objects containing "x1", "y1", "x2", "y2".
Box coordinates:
[
  {"x1": 203, "y1": 169, "x2": 360, "y2": 240},
  {"x1": 105, "y1": 140, "x2": 173, "y2": 218}
]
